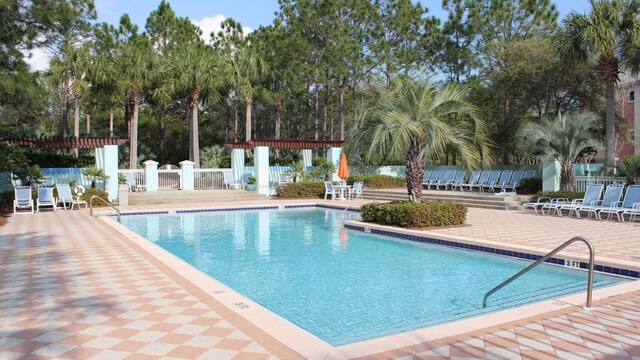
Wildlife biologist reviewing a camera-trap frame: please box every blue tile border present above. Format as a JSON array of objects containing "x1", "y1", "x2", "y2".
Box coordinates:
[
  {"x1": 344, "y1": 224, "x2": 639, "y2": 279},
  {"x1": 117, "y1": 211, "x2": 170, "y2": 217},
  {"x1": 175, "y1": 206, "x2": 279, "y2": 214}
]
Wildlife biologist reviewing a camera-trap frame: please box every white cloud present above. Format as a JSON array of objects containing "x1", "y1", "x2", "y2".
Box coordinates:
[
  {"x1": 191, "y1": 14, "x2": 252, "y2": 43},
  {"x1": 22, "y1": 47, "x2": 52, "y2": 72}
]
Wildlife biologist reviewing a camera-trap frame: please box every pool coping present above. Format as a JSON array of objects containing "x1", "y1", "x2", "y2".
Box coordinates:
[{"x1": 98, "y1": 202, "x2": 640, "y2": 359}]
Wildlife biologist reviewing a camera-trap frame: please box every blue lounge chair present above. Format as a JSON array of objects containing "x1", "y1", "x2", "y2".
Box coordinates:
[
  {"x1": 437, "y1": 170, "x2": 457, "y2": 190},
  {"x1": 573, "y1": 185, "x2": 624, "y2": 219},
  {"x1": 543, "y1": 184, "x2": 603, "y2": 216},
  {"x1": 56, "y1": 184, "x2": 88, "y2": 210},
  {"x1": 481, "y1": 170, "x2": 502, "y2": 192},
  {"x1": 456, "y1": 170, "x2": 481, "y2": 192},
  {"x1": 428, "y1": 171, "x2": 447, "y2": 190},
  {"x1": 495, "y1": 170, "x2": 524, "y2": 194},
  {"x1": 13, "y1": 186, "x2": 34, "y2": 215},
  {"x1": 447, "y1": 171, "x2": 467, "y2": 191},
  {"x1": 422, "y1": 170, "x2": 433, "y2": 188},
  {"x1": 597, "y1": 185, "x2": 640, "y2": 221},
  {"x1": 36, "y1": 187, "x2": 56, "y2": 212}
]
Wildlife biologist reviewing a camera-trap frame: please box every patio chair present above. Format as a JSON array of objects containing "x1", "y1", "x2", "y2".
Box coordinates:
[
  {"x1": 278, "y1": 173, "x2": 292, "y2": 185},
  {"x1": 495, "y1": 170, "x2": 524, "y2": 194},
  {"x1": 125, "y1": 172, "x2": 146, "y2": 192},
  {"x1": 422, "y1": 170, "x2": 432, "y2": 188},
  {"x1": 324, "y1": 181, "x2": 338, "y2": 200},
  {"x1": 522, "y1": 197, "x2": 569, "y2": 215},
  {"x1": 622, "y1": 203, "x2": 640, "y2": 223},
  {"x1": 480, "y1": 170, "x2": 502, "y2": 192},
  {"x1": 426, "y1": 170, "x2": 443, "y2": 189},
  {"x1": 222, "y1": 171, "x2": 239, "y2": 189},
  {"x1": 13, "y1": 186, "x2": 34, "y2": 215},
  {"x1": 543, "y1": 184, "x2": 603, "y2": 216},
  {"x1": 597, "y1": 185, "x2": 640, "y2": 221},
  {"x1": 348, "y1": 181, "x2": 364, "y2": 200},
  {"x1": 455, "y1": 170, "x2": 480, "y2": 191},
  {"x1": 36, "y1": 187, "x2": 56, "y2": 212},
  {"x1": 447, "y1": 171, "x2": 467, "y2": 191},
  {"x1": 56, "y1": 184, "x2": 88, "y2": 210},
  {"x1": 573, "y1": 184, "x2": 624, "y2": 219},
  {"x1": 486, "y1": 170, "x2": 512, "y2": 193},
  {"x1": 436, "y1": 170, "x2": 457, "y2": 190},
  {"x1": 466, "y1": 170, "x2": 489, "y2": 192}
]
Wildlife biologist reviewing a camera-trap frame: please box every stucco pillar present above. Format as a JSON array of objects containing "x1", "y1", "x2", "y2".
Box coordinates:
[
  {"x1": 327, "y1": 147, "x2": 342, "y2": 182},
  {"x1": 635, "y1": 82, "x2": 640, "y2": 156},
  {"x1": 180, "y1": 160, "x2": 194, "y2": 190},
  {"x1": 231, "y1": 149, "x2": 245, "y2": 185},
  {"x1": 144, "y1": 160, "x2": 159, "y2": 192},
  {"x1": 103, "y1": 145, "x2": 118, "y2": 201},
  {"x1": 542, "y1": 159, "x2": 561, "y2": 192},
  {"x1": 254, "y1": 146, "x2": 270, "y2": 195}
]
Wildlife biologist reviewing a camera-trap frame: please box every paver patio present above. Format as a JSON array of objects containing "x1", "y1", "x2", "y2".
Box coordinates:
[{"x1": 1, "y1": 200, "x2": 639, "y2": 359}]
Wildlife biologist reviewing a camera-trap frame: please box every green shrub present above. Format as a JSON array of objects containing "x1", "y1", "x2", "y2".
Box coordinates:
[
  {"x1": 79, "y1": 188, "x2": 110, "y2": 205},
  {"x1": 518, "y1": 177, "x2": 542, "y2": 194},
  {"x1": 360, "y1": 201, "x2": 467, "y2": 228},
  {"x1": 348, "y1": 174, "x2": 405, "y2": 188},
  {"x1": 535, "y1": 190, "x2": 584, "y2": 201},
  {"x1": 276, "y1": 182, "x2": 326, "y2": 198}
]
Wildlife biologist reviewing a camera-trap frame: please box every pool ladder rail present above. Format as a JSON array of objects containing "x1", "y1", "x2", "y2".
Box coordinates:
[
  {"x1": 482, "y1": 236, "x2": 595, "y2": 309},
  {"x1": 89, "y1": 195, "x2": 121, "y2": 222}
]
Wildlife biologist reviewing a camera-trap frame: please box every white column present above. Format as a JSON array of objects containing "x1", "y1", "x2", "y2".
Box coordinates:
[
  {"x1": 635, "y1": 82, "x2": 640, "y2": 156},
  {"x1": 180, "y1": 160, "x2": 194, "y2": 190},
  {"x1": 254, "y1": 146, "x2": 270, "y2": 195},
  {"x1": 542, "y1": 159, "x2": 561, "y2": 192},
  {"x1": 231, "y1": 149, "x2": 245, "y2": 185},
  {"x1": 327, "y1": 147, "x2": 342, "y2": 182},
  {"x1": 95, "y1": 147, "x2": 105, "y2": 170},
  {"x1": 144, "y1": 160, "x2": 159, "y2": 192},
  {"x1": 103, "y1": 145, "x2": 118, "y2": 201},
  {"x1": 299, "y1": 149, "x2": 312, "y2": 168}
]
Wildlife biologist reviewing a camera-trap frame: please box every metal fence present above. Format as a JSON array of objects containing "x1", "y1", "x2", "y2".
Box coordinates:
[
  {"x1": 194, "y1": 169, "x2": 226, "y2": 189},
  {"x1": 158, "y1": 169, "x2": 181, "y2": 190},
  {"x1": 574, "y1": 176, "x2": 629, "y2": 192}
]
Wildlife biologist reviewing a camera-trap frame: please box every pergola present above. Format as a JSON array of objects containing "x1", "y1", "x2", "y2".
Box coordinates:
[
  {"x1": 224, "y1": 139, "x2": 345, "y2": 150},
  {"x1": 3, "y1": 136, "x2": 128, "y2": 149}
]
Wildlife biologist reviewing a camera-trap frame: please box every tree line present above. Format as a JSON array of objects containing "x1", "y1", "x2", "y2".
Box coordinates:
[{"x1": 1, "y1": 0, "x2": 638, "y2": 171}]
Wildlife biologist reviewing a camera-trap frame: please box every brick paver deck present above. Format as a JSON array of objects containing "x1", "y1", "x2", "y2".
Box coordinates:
[{"x1": 1, "y1": 200, "x2": 639, "y2": 359}]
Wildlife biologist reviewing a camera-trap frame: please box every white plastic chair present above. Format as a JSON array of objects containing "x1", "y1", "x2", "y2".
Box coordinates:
[
  {"x1": 56, "y1": 184, "x2": 88, "y2": 210},
  {"x1": 126, "y1": 172, "x2": 146, "y2": 192},
  {"x1": 324, "y1": 181, "x2": 337, "y2": 200},
  {"x1": 13, "y1": 186, "x2": 34, "y2": 215},
  {"x1": 348, "y1": 181, "x2": 364, "y2": 200},
  {"x1": 36, "y1": 187, "x2": 56, "y2": 212}
]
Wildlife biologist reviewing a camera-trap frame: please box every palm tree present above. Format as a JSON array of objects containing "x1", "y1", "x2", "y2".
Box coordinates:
[
  {"x1": 518, "y1": 112, "x2": 601, "y2": 191},
  {"x1": 81, "y1": 166, "x2": 110, "y2": 189},
  {"x1": 228, "y1": 46, "x2": 268, "y2": 145},
  {"x1": 159, "y1": 41, "x2": 220, "y2": 167},
  {"x1": 114, "y1": 35, "x2": 155, "y2": 169},
  {"x1": 354, "y1": 77, "x2": 489, "y2": 202},
  {"x1": 557, "y1": 0, "x2": 640, "y2": 172}
]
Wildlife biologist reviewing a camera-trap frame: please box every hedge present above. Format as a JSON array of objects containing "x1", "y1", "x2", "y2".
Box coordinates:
[
  {"x1": 276, "y1": 182, "x2": 325, "y2": 198},
  {"x1": 348, "y1": 174, "x2": 405, "y2": 188},
  {"x1": 360, "y1": 201, "x2": 467, "y2": 228},
  {"x1": 518, "y1": 177, "x2": 542, "y2": 194},
  {"x1": 535, "y1": 190, "x2": 585, "y2": 201}
]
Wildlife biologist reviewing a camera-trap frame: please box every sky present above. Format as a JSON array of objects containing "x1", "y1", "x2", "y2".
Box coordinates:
[{"x1": 24, "y1": 0, "x2": 592, "y2": 71}]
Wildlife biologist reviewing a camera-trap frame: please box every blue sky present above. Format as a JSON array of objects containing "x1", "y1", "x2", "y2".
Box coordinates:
[{"x1": 94, "y1": 0, "x2": 591, "y2": 31}]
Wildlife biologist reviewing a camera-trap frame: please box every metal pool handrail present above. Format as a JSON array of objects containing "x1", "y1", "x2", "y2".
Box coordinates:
[
  {"x1": 482, "y1": 236, "x2": 595, "y2": 309},
  {"x1": 90, "y1": 195, "x2": 121, "y2": 222}
]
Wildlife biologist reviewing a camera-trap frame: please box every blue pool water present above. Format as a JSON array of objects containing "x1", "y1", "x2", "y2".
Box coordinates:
[{"x1": 120, "y1": 208, "x2": 629, "y2": 345}]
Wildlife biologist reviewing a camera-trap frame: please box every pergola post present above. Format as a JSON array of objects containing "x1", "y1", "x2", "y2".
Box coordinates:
[
  {"x1": 542, "y1": 159, "x2": 560, "y2": 192},
  {"x1": 327, "y1": 147, "x2": 342, "y2": 182},
  {"x1": 103, "y1": 145, "x2": 119, "y2": 201},
  {"x1": 180, "y1": 160, "x2": 194, "y2": 190},
  {"x1": 231, "y1": 148, "x2": 245, "y2": 185},
  {"x1": 299, "y1": 149, "x2": 312, "y2": 169},
  {"x1": 254, "y1": 146, "x2": 270, "y2": 195}
]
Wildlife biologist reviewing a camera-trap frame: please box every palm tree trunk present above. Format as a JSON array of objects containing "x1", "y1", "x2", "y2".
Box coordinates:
[
  {"x1": 189, "y1": 93, "x2": 200, "y2": 168},
  {"x1": 560, "y1": 162, "x2": 575, "y2": 191},
  {"x1": 109, "y1": 107, "x2": 113, "y2": 137},
  {"x1": 86, "y1": 110, "x2": 91, "y2": 135},
  {"x1": 62, "y1": 77, "x2": 69, "y2": 137},
  {"x1": 605, "y1": 79, "x2": 616, "y2": 174},
  {"x1": 73, "y1": 92, "x2": 80, "y2": 157},
  {"x1": 129, "y1": 94, "x2": 139, "y2": 169},
  {"x1": 245, "y1": 99, "x2": 252, "y2": 142},
  {"x1": 406, "y1": 141, "x2": 424, "y2": 202}
]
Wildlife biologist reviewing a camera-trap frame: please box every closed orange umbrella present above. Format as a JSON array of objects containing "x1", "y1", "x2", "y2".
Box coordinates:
[{"x1": 338, "y1": 153, "x2": 349, "y2": 179}]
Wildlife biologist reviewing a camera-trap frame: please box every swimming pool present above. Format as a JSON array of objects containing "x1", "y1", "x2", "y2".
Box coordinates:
[{"x1": 120, "y1": 207, "x2": 629, "y2": 345}]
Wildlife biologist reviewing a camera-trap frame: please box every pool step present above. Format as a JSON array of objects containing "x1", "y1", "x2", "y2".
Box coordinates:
[{"x1": 361, "y1": 189, "x2": 533, "y2": 211}]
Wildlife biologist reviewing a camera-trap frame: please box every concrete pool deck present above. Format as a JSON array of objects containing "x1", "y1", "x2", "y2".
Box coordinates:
[{"x1": 1, "y1": 198, "x2": 640, "y2": 359}]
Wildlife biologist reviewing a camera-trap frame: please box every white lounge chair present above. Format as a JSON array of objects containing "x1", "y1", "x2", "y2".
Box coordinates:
[
  {"x1": 324, "y1": 181, "x2": 337, "y2": 200},
  {"x1": 36, "y1": 187, "x2": 56, "y2": 212},
  {"x1": 622, "y1": 203, "x2": 640, "y2": 223},
  {"x1": 13, "y1": 186, "x2": 34, "y2": 215},
  {"x1": 56, "y1": 184, "x2": 88, "y2": 210},
  {"x1": 456, "y1": 170, "x2": 481, "y2": 192},
  {"x1": 597, "y1": 185, "x2": 640, "y2": 221},
  {"x1": 125, "y1": 172, "x2": 146, "y2": 192},
  {"x1": 522, "y1": 197, "x2": 569, "y2": 215},
  {"x1": 573, "y1": 185, "x2": 624, "y2": 219},
  {"x1": 223, "y1": 171, "x2": 240, "y2": 189},
  {"x1": 348, "y1": 181, "x2": 364, "y2": 200},
  {"x1": 545, "y1": 184, "x2": 603, "y2": 216}
]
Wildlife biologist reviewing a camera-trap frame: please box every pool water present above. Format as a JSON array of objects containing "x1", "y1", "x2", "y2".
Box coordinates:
[{"x1": 120, "y1": 208, "x2": 629, "y2": 345}]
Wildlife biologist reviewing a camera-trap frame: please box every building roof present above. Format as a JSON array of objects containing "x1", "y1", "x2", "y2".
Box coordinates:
[
  {"x1": 225, "y1": 139, "x2": 345, "y2": 150},
  {"x1": 2, "y1": 137, "x2": 129, "y2": 149}
]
